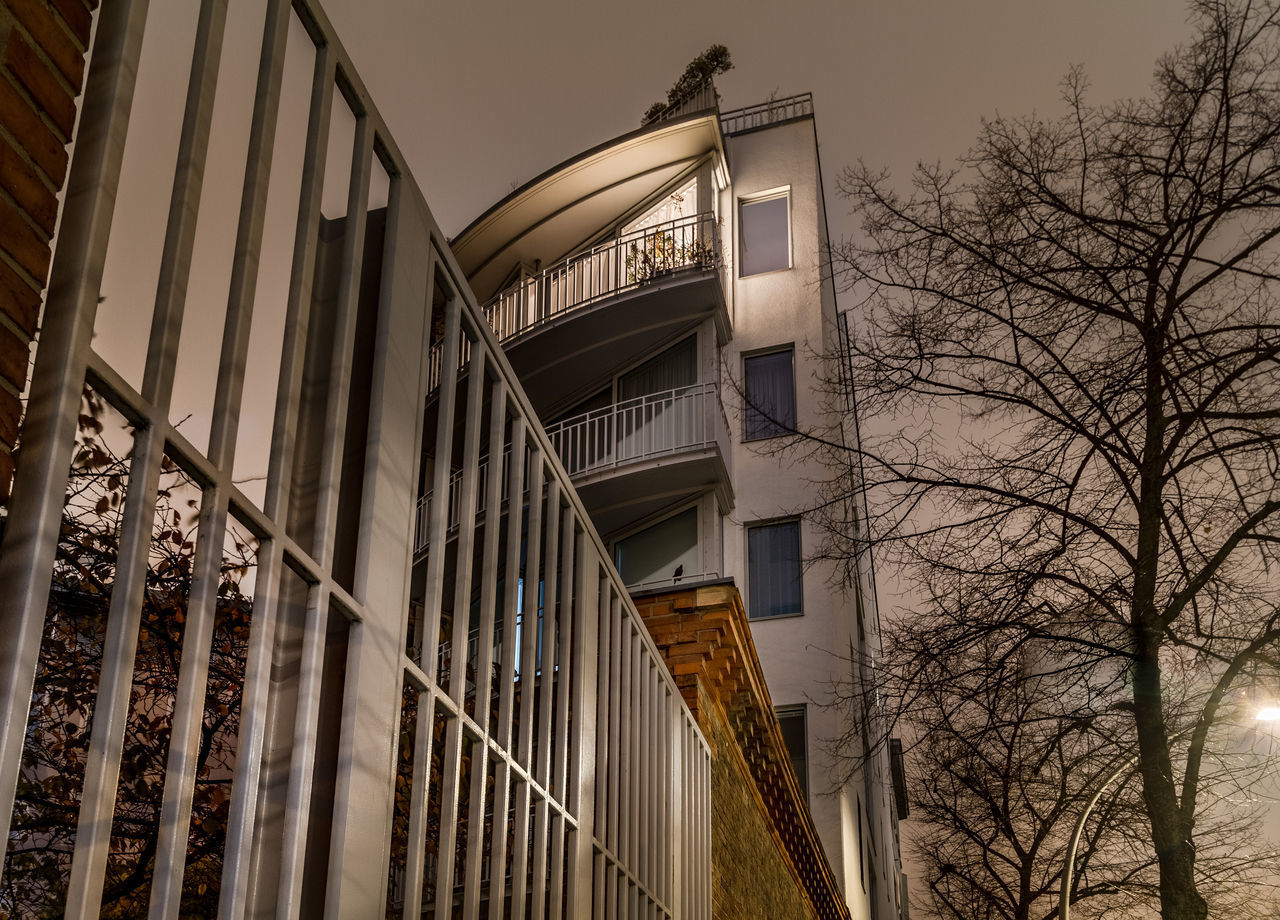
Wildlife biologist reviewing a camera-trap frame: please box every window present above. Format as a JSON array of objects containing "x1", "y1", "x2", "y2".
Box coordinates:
[
  {"x1": 743, "y1": 348, "x2": 796, "y2": 440},
  {"x1": 747, "y1": 519, "x2": 802, "y2": 618},
  {"x1": 618, "y1": 335, "x2": 697, "y2": 400},
  {"x1": 775, "y1": 705, "x2": 808, "y2": 801},
  {"x1": 623, "y1": 176, "x2": 698, "y2": 234},
  {"x1": 615, "y1": 507, "x2": 699, "y2": 588},
  {"x1": 739, "y1": 190, "x2": 790, "y2": 276}
]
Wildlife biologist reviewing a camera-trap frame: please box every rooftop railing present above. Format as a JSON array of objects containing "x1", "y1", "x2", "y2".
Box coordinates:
[
  {"x1": 428, "y1": 212, "x2": 720, "y2": 392},
  {"x1": 719, "y1": 92, "x2": 814, "y2": 136}
]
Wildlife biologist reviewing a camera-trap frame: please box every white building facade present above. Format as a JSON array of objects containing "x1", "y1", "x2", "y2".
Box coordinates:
[{"x1": 450, "y1": 89, "x2": 905, "y2": 920}]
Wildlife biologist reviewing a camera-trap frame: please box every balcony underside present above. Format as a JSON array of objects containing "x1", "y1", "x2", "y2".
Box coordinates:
[
  {"x1": 502, "y1": 269, "x2": 729, "y2": 415},
  {"x1": 569, "y1": 447, "x2": 732, "y2": 539}
]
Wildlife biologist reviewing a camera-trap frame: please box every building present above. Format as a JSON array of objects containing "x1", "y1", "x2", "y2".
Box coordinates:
[
  {"x1": 0, "y1": 2, "x2": 900, "y2": 918},
  {"x1": 448, "y1": 86, "x2": 905, "y2": 919}
]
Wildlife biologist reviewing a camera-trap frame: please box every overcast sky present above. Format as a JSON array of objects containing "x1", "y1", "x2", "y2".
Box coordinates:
[{"x1": 322, "y1": 0, "x2": 1196, "y2": 244}]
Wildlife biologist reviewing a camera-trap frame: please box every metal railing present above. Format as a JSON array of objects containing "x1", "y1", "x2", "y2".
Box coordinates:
[
  {"x1": 415, "y1": 384, "x2": 731, "y2": 556},
  {"x1": 429, "y1": 212, "x2": 720, "y2": 392},
  {"x1": 642, "y1": 81, "x2": 720, "y2": 126},
  {"x1": 545, "y1": 383, "x2": 731, "y2": 480},
  {"x1": 719, "y1": 93, "x2": 814, "y2": 136}
]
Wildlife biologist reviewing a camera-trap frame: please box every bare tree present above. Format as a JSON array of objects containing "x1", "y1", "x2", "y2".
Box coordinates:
[{"x1": 811, "y1": 2, "x2": 1280, "y2": 919}]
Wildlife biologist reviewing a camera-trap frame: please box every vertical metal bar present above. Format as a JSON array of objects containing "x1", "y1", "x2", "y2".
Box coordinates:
[
  {"x1": 593, "y1": 575, "x2": 609, "y2": 843},
  {"x1": 400, "y1": 685, "x2": 432, "y2": 920},
  {"x1": 448, "y1": 346, "x2": 488, "y2": 702},
  {"x1": 420, "y1": 290, "x2": 461, "y2": 681},
  {"x1": 669, "y1": 713, "x2": 682, "y2": 919},
  {"x1": 473, "y1": 378, "x2": 507, "y2": 731},
  {"x1": 261, "y1": 35, "x2": 335, "y2": 524},
  {"x1": 273, "y1": 586, "x2": 332, "y2": 918},
  {"x1": 309, "y1": 113, "x2": 374, "y2": 571},
  {"x1": 552, "y1": 510, "x2": 573, "y2": 801},
  {"x1": 517, "y1": 454, "x2": 545, "y2": 770},
  {"x1": 640, "y1": 658, "x2": 652, "y2": 892},
  {"x1": 433, "y1": 715, "x2": 465, "y2": 920},
  {"x1": 628, "y1": 630, "x2": 642, "y2": 875},
  {"x1": 0, "y1": 0, "x2": 149, "y2": 858},
  {"x1": 529, "y1": 795, "x2": 549, "y2": 920},
  {"x1": 509, "y1": 779, "x2": 531, "y2": 920},
  {"x1": 615, "y1": 617, "x2": 630, "y2": 870},
  {"x1": 535, "y1": 480, "x2": 560, "y2": 787},
  {"x1": 486, "y1": 758, "x2": 512, "y2": 920},
  {"x1": 496, "y1": 419, "x2": 526, "y2": 751},
  {"x1": 606, "y1": 593, "x2": 622, "y2": 858},
  {"x1": 221, "y1": 539, "x2": 286, "y2": 918},
  {"x1": 547, "y1": 813, "x2": 565, "y2": 917},
  {"x1": 461, "y1": 737, "x2": 490, "y2": 918},
  {"x1": 567, "y1": 546, "x2": 599, "y2": 918}
]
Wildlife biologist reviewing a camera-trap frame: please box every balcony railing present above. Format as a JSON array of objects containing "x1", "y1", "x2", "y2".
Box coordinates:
[
  {"x1": 428, "y1": 212, "x2": 720, "y2": 392},
  {"x1": 415, "y1": 384, "x2": 730, "y2": 556},
  {"x1": 719, "y1": 92, "x2": 814, "y2": 136},
  {"x1": 545, "y1": 382, "x2": 730, "y2": 479}
]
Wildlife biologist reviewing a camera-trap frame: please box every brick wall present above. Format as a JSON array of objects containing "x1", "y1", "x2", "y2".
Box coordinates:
[
  {"x1": 635, "y1": 583, "x2": 851, "y2": 920},
  {"x1": 699, "y1": 679, "x2": 821, "y2": 920},
  {"x1": 0, "y1": 0, "x2": 97, "y2": 505}
]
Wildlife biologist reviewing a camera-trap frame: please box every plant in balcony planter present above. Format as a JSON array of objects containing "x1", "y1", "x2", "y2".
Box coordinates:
[{"x1": 626, "y1": 230, "x2": 679, "y2": 283}]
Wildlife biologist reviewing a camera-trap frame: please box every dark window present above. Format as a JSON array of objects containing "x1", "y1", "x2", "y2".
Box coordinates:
[
  {"x1": 747, "y1": 519, "x2": 802, "y2": 618},
  {"x1": 742, "y1": 194, "x2": 788, "y2": 277},
  {"x1": 743, "y1": 348, "x2": 795, "y2": 440},
  {"x1": 776, "y1": 705, "x2": 808, "y2": 801},
  {"x1": 739, "y1": 193, "x2": 790, "y2": 276}
]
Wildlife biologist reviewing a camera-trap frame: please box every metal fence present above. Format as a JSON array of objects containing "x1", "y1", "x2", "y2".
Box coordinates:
[
  {"x1": 0, "y1": 1, "x2": 712, "y2": 918},
  {"x1": 719, "y1": 93, "x2": 814, "y2": 136}
]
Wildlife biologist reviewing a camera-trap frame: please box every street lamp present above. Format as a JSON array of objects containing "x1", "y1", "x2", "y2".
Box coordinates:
[
  {"x1": 1057, "y1": 750, "x2": 1138, "y2": 920},
  {"x1": 1059, "y1": 707, "x2": 1277, "y2": 920}
]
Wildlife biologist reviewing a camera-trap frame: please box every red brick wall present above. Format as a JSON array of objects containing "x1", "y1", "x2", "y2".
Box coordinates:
[{"x1": 0, "y1": 0, "x2": 97, "y2": 504}]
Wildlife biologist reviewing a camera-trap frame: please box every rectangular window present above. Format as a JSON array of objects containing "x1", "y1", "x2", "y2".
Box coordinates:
[
  {"x1": 776, "y1": 705, "x2": 808, "y2": 801},
  {"x1": 743, "y1": 348, "x2": 796, "y2": 440},
  {"x1": 747, "y1": 519, "x2": 802, "y2": 618},
  {"x1": 739, "y1": 190, "x2": 790, "y2": 276}
]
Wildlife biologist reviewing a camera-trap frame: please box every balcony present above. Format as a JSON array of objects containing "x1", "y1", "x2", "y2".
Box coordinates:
[
  {"x1": 415, "y1": 383, "x2": 733, "y2": 555},
  {"x1": 544, "y1": 382, "x2": 733, "y2": 535},
  {"x1": 429, "y1": 213, "x2": 729, "y2": 409}
]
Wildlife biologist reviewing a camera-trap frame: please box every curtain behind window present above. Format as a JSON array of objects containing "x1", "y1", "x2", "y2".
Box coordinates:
[
  {"x1": 618, "y1": 336, "x2": 697, "y2": 400},
  {"x1": 748, "y1": 520, "x2": 802, "y2": 617},
  {"x1": 744, "y1": 349, "x2": 795, "y2": 439}
]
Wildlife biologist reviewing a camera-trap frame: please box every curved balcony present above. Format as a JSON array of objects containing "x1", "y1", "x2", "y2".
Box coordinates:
[
  {"x1": 415, "y1": 383, "x2": 733, "y2": 556},
  {"x1": 429, "y1": 213, "x2": 729, "y2": 408},
  {"x1": 544, "y1": 382, "x2": 734, "y2": 535}
]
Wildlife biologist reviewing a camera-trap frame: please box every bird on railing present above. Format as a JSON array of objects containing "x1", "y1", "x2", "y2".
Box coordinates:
[{"x1": 673, "y1": 565, "x2": 684, "y2": 583}]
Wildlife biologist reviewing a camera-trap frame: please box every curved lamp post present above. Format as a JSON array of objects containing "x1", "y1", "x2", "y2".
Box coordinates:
[{"x1": 1059, "y1": 707, "x2": 1278, "y2": 920}]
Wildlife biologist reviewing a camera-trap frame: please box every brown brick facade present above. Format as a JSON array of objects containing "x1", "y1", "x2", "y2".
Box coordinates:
[
  {"x1": 635, "y1": 583, "x2": 851, "y2": 920},
  {"x1": 0, "y1": 0, "x2": 97, "y2": 504}
]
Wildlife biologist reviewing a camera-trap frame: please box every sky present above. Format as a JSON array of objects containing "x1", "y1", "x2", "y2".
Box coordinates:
[
  {"x1": 321, "y1": 0, "x2": 1197, "y2": 245},
  {"x1": 86, "y1": 0, "x2": 1203, "y2": 516}
]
